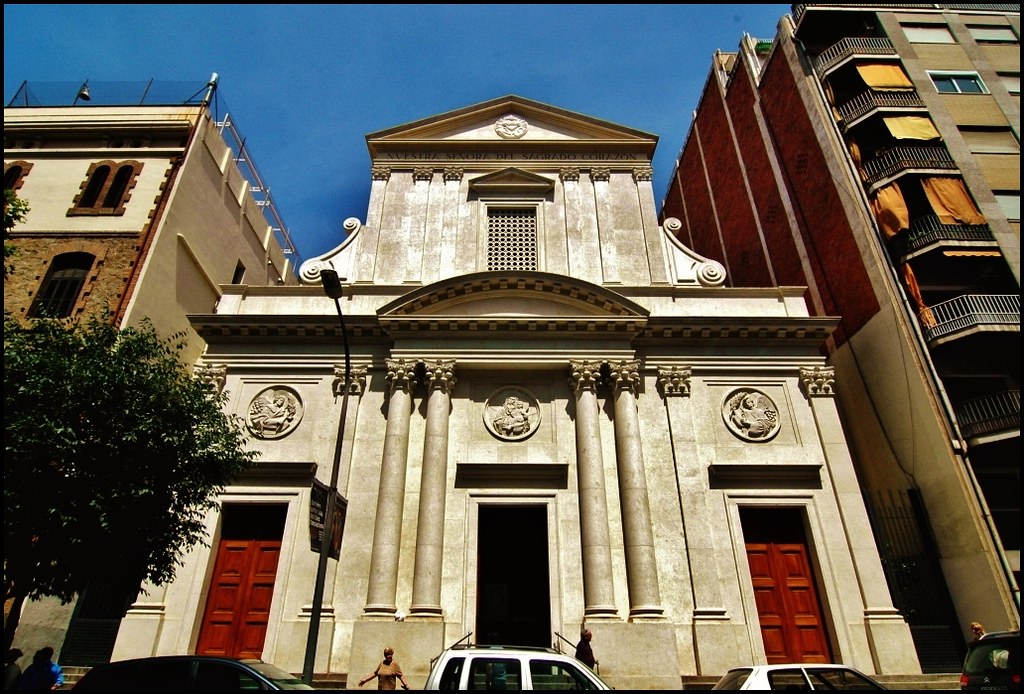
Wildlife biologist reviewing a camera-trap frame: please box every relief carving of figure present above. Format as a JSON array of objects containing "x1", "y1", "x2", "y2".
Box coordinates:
[
  {"x1": 493, "y1": 395, "x2": 531, "y2": 437},
  {"x1": 248, "y1": 387, "x2": 300, "y2": 438},
  {"x1": 484, "y1": 388, "x2": 540, "y2": 441},
  {"x1": 725, "y1": 389, "x2": 780, "y2": 441}
]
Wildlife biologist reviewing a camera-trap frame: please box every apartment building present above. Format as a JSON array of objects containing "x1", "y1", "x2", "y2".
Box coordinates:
[{"x1": 661, "y1": 3, "x2": 1019, "y2": 671}]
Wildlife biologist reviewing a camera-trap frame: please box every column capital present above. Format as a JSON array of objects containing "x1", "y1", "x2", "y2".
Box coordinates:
[
  {"x1": 443, "y1": 167, "x2": 464, "y2": 182},
  {"x1": 657, "y1": 366, "x2": 691, "y2": 397},
  {"x1": 632, "y1": 166, "x2": 654, "y2": 182},
  {"x1": 800, "y1": 366, "x2": 836, "y2": 398},
  {"x1": 608, "y1": 359, "x2": 641, "y2": 396},
  {"x1": 195, "y1": 363, "x2": 227, "y2": 394},
  {"x1": 412, "y1": 167, "x2": 434, "y2": 181},
  {"x1": 371, "y1": 165, "x2": 391, "y2": 181},
  {"x1": 332, "y1": 364, "x2": 367, "y2": 397},
  {"x1": 569, "y1": 360, "x2": 605, "y2": 393},
  {"x1": 590, "y1": 167, "x2": 611, "y2": 182},
  {"x1": 423, "y1": 359, "x2": 457, "y2": 393},
  {"x1": 559, "y1": 167, "x2": 581, "y2": 182},
  {"x1": 386, "y1": 359, "x2": 419, "y2": 393}
]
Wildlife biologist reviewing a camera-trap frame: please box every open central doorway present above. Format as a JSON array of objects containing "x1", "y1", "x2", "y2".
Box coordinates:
[{"x1": 477, "y1": 505, "x2": 551, "y2": 647}]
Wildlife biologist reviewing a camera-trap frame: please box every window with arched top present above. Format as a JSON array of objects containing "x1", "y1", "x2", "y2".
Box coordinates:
[
  {"x1": 68, "y1": 160, "x2": 143, "y2": 216},
  {"x1": 28, "y1": 252, "x2": 95, "y2": 318},
  {"x1": 4, "y1": 160, "x2": 33, "y2": 191}
]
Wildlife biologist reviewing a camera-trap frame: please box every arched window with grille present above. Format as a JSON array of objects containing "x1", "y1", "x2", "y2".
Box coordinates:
[{"x1": 28, "y1": 252, "x2": 95, "y2": 318}]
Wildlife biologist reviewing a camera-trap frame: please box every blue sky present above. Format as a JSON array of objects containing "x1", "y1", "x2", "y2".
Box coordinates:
[{"x1": 4, "y1": 4, "x2": 791, "y2": 265}]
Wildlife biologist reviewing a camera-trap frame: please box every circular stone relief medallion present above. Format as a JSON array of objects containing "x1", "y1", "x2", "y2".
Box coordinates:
[
  {"x1": 723, "y1": 388, "x2": 781, "y2": 442},
  {"x1": 247, "y1": 386, "x2": 302, "y2": 439},
  {"x1": 484, "y1": 387, "x2": 541, "y2": 441},
  {"x1": 494, "y1": 114, "x2": 528, "y2": 139}
]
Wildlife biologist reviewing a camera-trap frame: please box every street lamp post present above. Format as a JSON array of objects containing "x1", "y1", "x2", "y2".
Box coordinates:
[{"x1": 302, "y1": 268, "x2": 352, "y2": 685}]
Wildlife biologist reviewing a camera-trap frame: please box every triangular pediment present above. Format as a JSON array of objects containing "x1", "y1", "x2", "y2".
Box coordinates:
[
  {"x1": 378, "y1": 272, "x2": 649, "y2": 321},
  {"x1": 469, "y1": 168, "x2": 554, "y2": 196},
  {"x1": 367, "y1": 94, "x2": 657, "y2": 159}
]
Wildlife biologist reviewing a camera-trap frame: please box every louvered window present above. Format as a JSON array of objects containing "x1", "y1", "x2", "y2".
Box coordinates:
[{"x1": 487, "y1": 208, "x2": 537, "y2": 271}]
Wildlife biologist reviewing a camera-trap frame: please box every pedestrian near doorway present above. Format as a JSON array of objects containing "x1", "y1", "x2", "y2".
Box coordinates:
[
  {"x1": 358, "y1": 647, "x2": 410, "y2": 690},
  {"x1": 574, "y1": 628, "x2": 598, "y2": 671}
]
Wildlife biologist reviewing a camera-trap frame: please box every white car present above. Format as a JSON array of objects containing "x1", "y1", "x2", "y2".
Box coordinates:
[
  {"x1": 423, "y1": 644, "x2": 612, "y2": 690},
  {"x1": 711, "y1": 664, "x2": 887, "y2": 690}
]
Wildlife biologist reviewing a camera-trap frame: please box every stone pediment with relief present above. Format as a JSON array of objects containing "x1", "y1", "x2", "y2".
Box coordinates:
[
  {"x1": 377, "y1": 272, "x2": 648, "y2": 335},
  {"x1": 367, "y1": 94, "x2": 657, "y2": 160}
]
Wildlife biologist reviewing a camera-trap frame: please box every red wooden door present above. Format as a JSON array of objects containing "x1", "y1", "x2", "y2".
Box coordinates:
[
  {"x1": 197, "y1": 539, "x2": 281, "y2": 659},
  {"x1": 743, "y1": 509, "x2": 832, "y2": 663}
]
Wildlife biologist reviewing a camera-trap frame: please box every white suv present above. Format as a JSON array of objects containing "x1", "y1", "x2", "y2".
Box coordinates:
[{"x1": 423, "y1": 645, "x2": 612, "y2": 690}]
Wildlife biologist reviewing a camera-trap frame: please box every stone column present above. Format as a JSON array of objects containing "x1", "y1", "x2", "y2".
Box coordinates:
[
  {"x1": 364, "y1": 358, "x2": 418, "y2": 616},
  {"x1": 411, "y1": 359, "x2": 456, "y2": 617},
  {"x1": 334, "y1": 364, "x2": 368, "y2": 498},
  {"x1": 570, "y1": 361, "x2": 617, "y2": 618},
  {"x1": 800, "y1": 366, "x2": 921, "y2": 674},
  {"x1": 609, "y1": 360, "x2": 663, "y2": 619}
]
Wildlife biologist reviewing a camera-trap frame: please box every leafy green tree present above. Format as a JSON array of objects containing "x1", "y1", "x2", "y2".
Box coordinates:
[
  {"x1": 4, "y1": 188, "x2": 30, "y2": 278},
  {"x1": 3, "y1": 314, "x2": 258, "y2": 651}
]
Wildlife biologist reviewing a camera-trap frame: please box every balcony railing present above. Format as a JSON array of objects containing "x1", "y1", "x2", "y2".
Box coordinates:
[
  {"x1": 814, "y1": 37, "x2": 896, "y2": 76},
  {"x1": 891, "y1": 214, "x2": 996, "y2": 259},
  {"x1": 837, "y1": 89, "x2": 926, "y2": 130},
  {"x1": 794, "y1": 4, "x2": 1021, "y2": 26},
  {"x1": 863, "y1": 146, "x2": 957, "y2": 188},
  {"x1": 956, "y1": 390, "x2": 1020, "y2": 441},
  {"x1": 922, "y1": 294, "x2": 1021, "y2": 342}
]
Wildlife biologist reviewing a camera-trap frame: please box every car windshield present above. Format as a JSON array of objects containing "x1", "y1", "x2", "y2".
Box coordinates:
[
  {"x1": 712, "y1": 669, "x2": 752, "y2": 690},
  {"x1": 246, "y1": 661, "x2": 315, "y2": 690}
]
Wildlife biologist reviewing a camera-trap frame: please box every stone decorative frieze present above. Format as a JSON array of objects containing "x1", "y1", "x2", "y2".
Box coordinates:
[
  {"x1": 246, "y1": 386, "x2": 302, "y2": 439},
  {"x1": 332, "y1": 364, "x2": 368, "y2": 398},
  {"x1": 195, "y1": 363, "x2": 227, "y2": 394},
  {"x1": 494, "y1": 114, "x2": 528, "y2": 139},
  {"x1": 423, "y1": 359, "x2": 457, "y2": 394},
  {"x1": 484, "y1": 386, "x2": 540, "y2": 441},
  {"x1": 723, "y1": 388, "x2": 780, "y2": 442},
  {"x1": 559, "y1": 167, "x2": 581, "y2": 182},
  {"x1": 632, "y1": 166, "x2": 654, "y2": 182},
  {"x1": 385, "y1": 359, "x2": 419, "y2": 393},
  {"x1": 443, "y1": 167, "x2": 464, "y2": 181},
  {"x1": 413, "y1": 167, "x2": 434, "y2": 181},
  {"x1": 590, "y1": 167, "x2": 611, "y2": 182},
  {"x1": 657, "y1": 366, "x2": 692, "y2": 397},
  {"x1": 800, "y1": 366, "x2": 836, "y2": 398},
  {"x1": 569, "y1": 360, "x2": 605, "y2": 393},
  {"x1": 608, "y1": 360, "x2": 641, "y2": 396},
  {"x1": 371, "y1": 165, "x2": 392, "y2": 181}
]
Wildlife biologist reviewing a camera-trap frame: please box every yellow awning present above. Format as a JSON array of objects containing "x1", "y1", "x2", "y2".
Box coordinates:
[
  {"x1": 943, "y1": 250, "x2": 1001, "y2": 257},
  {"x1": 883, "y1": 116, "x2": 940, "y2": 140},
  {"x1": 856, "y1": 63, "x2": 914, "y2": 90}
]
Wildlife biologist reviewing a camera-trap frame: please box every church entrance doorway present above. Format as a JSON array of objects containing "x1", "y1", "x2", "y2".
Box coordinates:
[
  {"x1": 741, "y1": 506, "x2": 833, "y2": 663},
  {"x1": 196, "y1": 504, "x2": 286, "y2": 659},
  {"x1": 476, "y1": 505, "x2": 551, "y2": 648}
]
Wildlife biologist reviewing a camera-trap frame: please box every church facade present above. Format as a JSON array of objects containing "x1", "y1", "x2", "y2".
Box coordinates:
[{"x1": 112, "y1": 96, "x2": 921, "y2": 688}]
